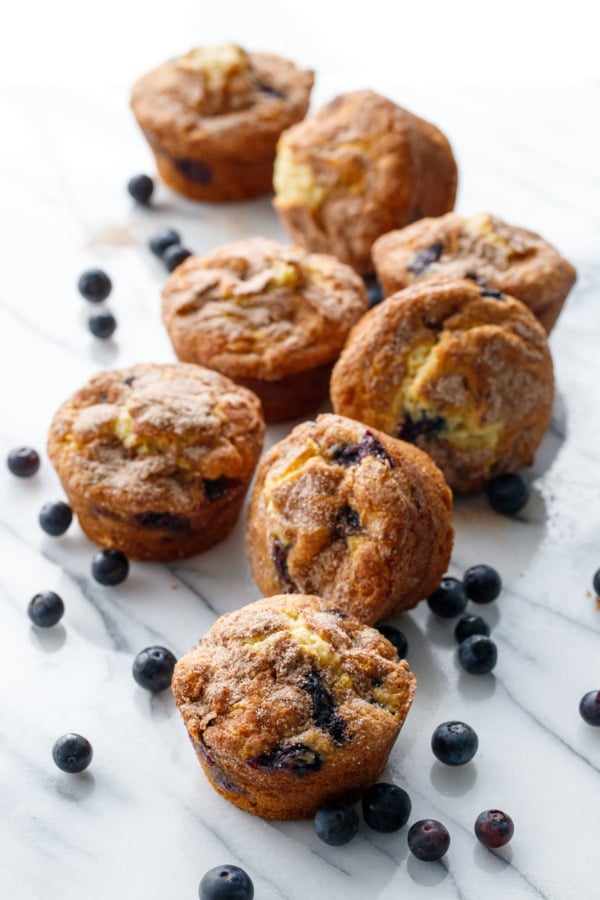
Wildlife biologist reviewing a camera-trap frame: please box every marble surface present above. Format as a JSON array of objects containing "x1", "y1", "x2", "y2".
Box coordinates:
[{"x1": 1, "y1": 70, "x2": 600, "y2": 900}]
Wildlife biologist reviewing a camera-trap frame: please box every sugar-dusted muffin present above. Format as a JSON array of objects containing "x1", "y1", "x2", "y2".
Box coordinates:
[
  {"x1": 161, "y1": 237, "x2": 369, "y2": 423},
  {"x1": 172, "y1": 594, "x2": 416, "y2": 819},
  {"x1": 330, "y1": 278, "x2": 554, "y2": 493},
  {"x1": 131, "y1": 44, "x2": 313, "y2": 201},
  {"x1": 246, "y1": 415, "x2": 453, "y2": 623},
  {"x1": 47, "y1": 363, "x2": 264, "y2": 561},
  {"x1": 372, "y1": 212, "x2": 577, "y2": 333},
  {"x1": 273, "y1": 90, "x2": 457, "y2": 275}
]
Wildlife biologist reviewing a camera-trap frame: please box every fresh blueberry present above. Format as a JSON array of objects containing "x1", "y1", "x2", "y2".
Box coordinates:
[
  {"x1": 474, "y1": 809, "x2": 514, "y2": 848},
  {"x1": 39, "y1": 500, "x2": 73, "y2": 536},
  {"x1": 52, "y1": 733, "x2": 93, "y2": 773},
  {"x1": 28, "y1": 591, "x2": 65, "y2": 628},
  {"x1": 593, "y1": 569, "x2": 600, "y2": 596},
  {"x1": 91, "y1": 548, "x2": 129, "y2": 586},
  {"x1": 314, "y1": 804, "x2": 360, "y2": 845},
  {"x1": 464, "y1": 564, "x2": 502, "y2": 603},
  {"x1": 127, "y1": 173, "x2": 154, "y2": 205},
  {"x1": 163, "y1": 244, "x2": 192, "y2": 272},
  {"x1": 132, "y1": 646, "x2": 177, "y2": 692},
  {"x1": 376, "y1": 624, "x2": 408, "y2": 658},
  {"x1": 427, "y1": 577, "x2": 468, "y2": 618},
  {"x1": 458, "y1": 634, "x2": 498, "y2": 675},
  {"x1": 88, "y1": 310, "x2": 117, "y2": 340},
  {"x1": 199, "y1": 865, "x2": 254, "y2": 900},
  {"x1": 454, "y1": 614, "x2": 490, "y2": 644},
  {"x1": 149, "y1": 228, "x2": 181, "y2": 258},
  {"x1": 77, "y1": 269, "x2": 112, "y2": 303},
  {"x1": 362, "y1": 782, "x2": 412, "y2": 832},
  {"x1": 7, "y1": 446, "x2": 40, "y2": 477},
  {"x1": 407, "y1": 819, "x2": 450, "y2": 861},
  {"x1": 486, "y1": 473, "x2": 530, "y2": 515},
  {"x1": 579, "y1": 690, "x2": 600, "y2": 726},
  {"x1": 431, "y1": 721, "x2": 478, "y2": 766}
]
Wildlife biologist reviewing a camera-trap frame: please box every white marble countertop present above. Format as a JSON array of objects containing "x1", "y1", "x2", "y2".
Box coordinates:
[{"x1": 1, "y1": 27, "x2": 600, "y2": 900}]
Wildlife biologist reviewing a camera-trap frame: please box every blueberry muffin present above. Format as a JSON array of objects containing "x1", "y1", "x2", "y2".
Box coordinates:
[
  {"x1": 131, "y1": 44, "x2": 313, "y2": 201},
  {"x1": 161, "y1": 237, "x2": 369, "y2": 423},
  {"x1": 172, "y1": 593, "x2": 416, "y2": 819},
  {"x1": 273, "y1": 90, "x2": 457, "y2": 275},
  {"x1": 246, "y1": 414, "x2": 453, "y2": 623},
  {"x1": 330, "y1": 278, "x2": 554, "y2": 493},
  {"x1": 47, "y1": 363, "x2": 264, "y2": 561},
  {"x1": 372, "y1": 212, "x2": 577, "y2": 332}
]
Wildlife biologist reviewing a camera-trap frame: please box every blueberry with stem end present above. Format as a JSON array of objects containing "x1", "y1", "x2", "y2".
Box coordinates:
[
  {"x1": 127, "y1": 173, "x2": 154, "y2": 205},
  {"x1": 91, "y1": 548, "x2": 129, "y2": 586},
  {"x1": 52, "y1": 733, "x2": 93, "y2": 773},
  {"x1": 454, "y1": 615, "x2": 490, "y2": 644},
  {"x1": 78, "y1": 269, "x2": 112, "y2": 303},
  {"x1": 458, "y1": 634, "x2": 498, "y2": 675},
  {"x1": 163, "y1": 244, "x2": 192, "y2": 272},
  {"x1": 88, "y1": 310, "x2": 117, "y2": 340},
  {"x1": 376, "y1": 624, "x2": 408, "y2": 658},
  {"x1": 407, "y1": 819, "x2": 450, "y2": 861},
  {"x1": 28, "y1": 591, "x2": 65, "y2": 628},
  {"x1": 7, "y1": 446, "x2": 40, "y2": 477},
  {"x1": 464, "y1": 564, "x2": 502, "y2": 603},
  {"x1": 427, "y1": 577, "x2": 468, "y2": 618},
  {"x1": 39, "y1": 500, "x2": 73, "y2": 536},
  {"x1": 431, "y1": 721, "x2": 478, "y2": 766},
  {"x1": 362, "y1": 783, "x2": 412, "y2": 832},
  {"x1": 474, "y1": 809, "x2": 514, "y2": 848},
  {"x1": 314, "y1": 804, "x2": 360, "y2": 845},
  {"x1": 149, "y1": 229, "x2": 181, "y2": 258},
  {"x1": 486, "y1": 473, "x2": 530, "y2": 515},
  {"x1": 199, "y1": 865, "x2": 254, "y2": 900},
  {"x1": 132, "y1": 646, "x2": 177, "y2": 692},
  {"x1": 579, "y1": 690, "x2": 600, "y2": 726}
]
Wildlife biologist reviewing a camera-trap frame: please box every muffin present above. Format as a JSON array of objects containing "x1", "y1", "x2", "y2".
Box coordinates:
[
  {"x1": 246, "y1": 414, "x2": 453, "y2": 623},
  {"x1": 172, "y1": 593, "x2": 416, "y2": 819},
  {"x1": 47, "y1": 363, "x2": 264, "y2": 561},
  {"x1": 273, "y1": 90, "x2": 457, "y2": 275},
  {"x1": 130, "y1": 43, "x2": 314, "y2": 201},
  {"x1": 161, "y1": 237, "x2": 369, "y2": 423},
  {"x1": 372, "y1": 212, "x2": 577, "y2": 332},
  {"x1": 330, "y1": 278, "x2": 554, "y2": 493}
]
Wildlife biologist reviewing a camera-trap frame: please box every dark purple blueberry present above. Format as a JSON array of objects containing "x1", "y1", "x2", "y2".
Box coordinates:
[
  {"x1": 593, "y1": 569, "x2": 600, "y2": 596},
  {"x1": 249, "y1": 743, "x2": 321, "y2": 775},
  {"x1": 203, "y1": 476, "x2": 238, "y2": 502},
  {"x1": 398, "y1": 413, "x2": 445, "y2": 444},
  {"x1": 127, "y1": 173, "x2": 154, "y2": 205},
  {"x1": 332, "y1": 431, "x2": 394, "y2": 468},
  {"x1": 474, "y1": 809, "x2": 514, "y2": 848},
  {"x1": 91, "y1": 548, "x2": 129, "y2": 586},
  {"x1": 135, "y1": 511, "x2": 190, "y2": 531},
  {"x1": 256, "y1": 81, "x2": 285, "y2": 100},
  {"x1": 480, "y1": 288, "x2": 505, "y2": 300},
  {"x1": 458, "y1": 634, "x2": 498, "y2": 675},
  {"x1": 407, "y1": 242, "x2": 444, "y2": 276},
  {"x1": 77, "y1": 269, "x2": 112, "y2": 303},
  {"x1": 364, "y1": 276, "x2": 384, "y2": 307},
  {"x1": 431, "y1": 721, "x2": 478, "y2": 766},
  {"x1": 173, "y1": 158, "x2": 212, "y2": 184},
  {"x1": 454, "y1": 614, "x2": 490, "y2": 644},
  {"x1": 271, "y1": 540, "x2": 297, "y2": 593},
  {"x1": 464, "y1": 564, "x2": 502, "y2": 603},
  {"x1": 362, "y1": 782, "x2": 411, "y2": 832},
  {"x1": 465, "y1": 272, "x2": 488, "y2": 288},
  {"x1": 302, "y1": 672, "x2": 346, "y2": 743},
  {"x1": 579, "y1": 690, "x2": 600, "y2": 726},
  {"x1": 7, "y1": 446, "x2": 40, "y2": 477},
  {"x1": 376, "y1": 624, "x2": 408, "y2": 658},
  {"x1": 407, "y1": 819, "x2": 450, "y2": 861},
  {"x1": 163, "y1": 244, "x2": 192, "y2": 272},
  {"x1": 39, "y1": 500, "x2": 73, "y2": 536},
  {"x1": 132, "y1": 645, "x2": 177, "y2": 692},
  {"x1": 88, "y1": 310, "x2": 117, "y2": 340},
  {"x1": 149, "y1": 229, "x2": 181, "y2": 258},
  {"x1": 333, "y1": 504, "x2": 361, "y2": 539},
  {"x1": 427, "y1": 577, "x2": 468, "y2": 618},
  {"x1": 486, "y1": 473, "x2": 530, "y2": 515},
  {"x1": 199, "y1": 864, "x2": 254, "y2": 900},
  {"x1": 314, "y1": 804, "x2": 360, "y2": 845},
  {"x1": 28, "y1": 590, "x2": 64, "y2": 628},
  {"x1": 52, "y1": 733, "x2": 93, "y2": 773}
]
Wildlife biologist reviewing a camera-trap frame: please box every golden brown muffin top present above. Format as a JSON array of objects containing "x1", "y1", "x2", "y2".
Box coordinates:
[
  {"x1": 172, "y1": 593, "x2": 416, "y2": 770},
  {"x1": 47, "y1": 363, "x2": 264, "y2": 514},
  {"x1": 161, "y1": 237, "x2": 369, "y2": 380}
]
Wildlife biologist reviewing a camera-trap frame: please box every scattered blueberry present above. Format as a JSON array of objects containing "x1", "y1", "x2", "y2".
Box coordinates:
[
  {"x1": 579, "y1": 690, "x2": 600, "y2": 726},
  {"x1": 91, "y1": 548, "x2": 129, "y2": 586},
  {"x1": 132, "y1": 646, "x2": 177, "y2": 692},
  {"x1": 376, "y1": 624, "x2": 408, "y2": 658},
  {"x1": 28, "y1": 591, "x2": 65, "y2": 628},
  {"x1": 464, "y1": 564, "x2": 502, "y2": 603},
  {"x1": 362, "y1": 782, "x2": 412, "y2": 832},
  {"x1": 593, "y1": 569, "x2": 600, "y2": 596},
  {"x1": 78, "y1": 269, "x2": 112, "y2": 303},
  {"x1": 163, "y1": 244, "x2": 192, "y2": 272},
  {"x1": 39, "y1": 500, "x2": 73, "y2": 536},
  {"x1": 52, "y1": 733, "x2": 93, "y2": 773},
  {"x1": 407, "y1": 819, "x2": 450, "y2": 861},
  {"x1": 427, "y1": 577, "x2": 468, "y2": 618},
  {"x1": 431, "y1": 721, "x2": 479, "y2": 766},
  {"x1": 199, "y1": 865, "x2": 254, "y2": 900},
  {"x1": 127, "y1": 173, "x2": 154, "y2": 205},
  {"x1": 88, "y1": 310, "x2": 117, "y2": 340},
  {"x1": 458, "y1": 634, "x2": 498, "y2": 675},
  {"x1": 149, "y1": 228, "x2": 181, "y2": 258},
  {"x1": 7, "y1": 446, "x2": 40, "y2": 477},
  {"x1": 486, "y1": 473, "x2": 530, "y2": 515},
  {"x1": 314, "y1": 804, "x2": 360, "y2": 845},
  {"x1": 454, "y1": 614, "x2": 490, "y2": 644},
  {"x1": 474, "y1": 809, "x2": 514, "y2": 848}
]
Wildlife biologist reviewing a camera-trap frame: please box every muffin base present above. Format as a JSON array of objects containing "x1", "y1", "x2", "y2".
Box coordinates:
[{"x1": 234, "y1": 361, "x2": 333, "y2": 423}]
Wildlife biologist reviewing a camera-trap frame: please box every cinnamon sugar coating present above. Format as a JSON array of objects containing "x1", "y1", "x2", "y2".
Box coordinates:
[
  {"x1": 246, "y1": 414, "x2": 453, "y2": 624},
  {"x1": 172, "y1": 594, "x2": 416, "y2": 819},
  {"x1": 331, "y1": 278, "x2": 554, "y2": 493}
]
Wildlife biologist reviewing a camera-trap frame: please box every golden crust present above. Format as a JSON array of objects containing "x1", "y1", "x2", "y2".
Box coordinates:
[
  {"x1": 372, "y1": 212, "x2": 577, "y2": 333},
  {"x1": 47, "y1": 363, "x2": 265, "y2": 560},
  {"x1": 172, "y1": 593, "x2": 416, "y2": 819},
  {"x1": 330, "y1": 278, "x2": 554, "y2": 493},
  {"x1": 246, "y1": 414, "x2": 453, "y2": 623},
  {"x1": 273, "y1": 90, "x2": 457, "y2": 274}
]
